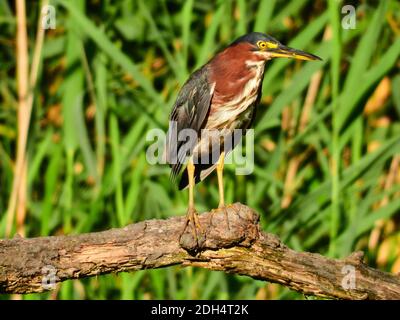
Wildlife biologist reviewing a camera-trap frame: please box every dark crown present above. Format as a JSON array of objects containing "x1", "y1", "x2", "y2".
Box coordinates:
[{"x1": 231, "y1": 32, "x2": 280, "y2": 46}]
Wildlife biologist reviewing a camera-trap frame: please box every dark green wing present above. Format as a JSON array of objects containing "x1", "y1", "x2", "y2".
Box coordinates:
[{"x1": 166, "y1": 65, "x2": 215, "y2": 181}]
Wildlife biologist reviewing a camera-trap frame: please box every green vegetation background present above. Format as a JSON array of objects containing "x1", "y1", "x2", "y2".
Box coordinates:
[{"x1": 1, "y1": 0, "x2": 400, "y2": 299}]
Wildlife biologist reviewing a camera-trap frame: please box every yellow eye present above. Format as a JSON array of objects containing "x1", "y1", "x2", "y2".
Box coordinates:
[{"x1": 257, "y1": 41, "x2": 267, "y2": 49}]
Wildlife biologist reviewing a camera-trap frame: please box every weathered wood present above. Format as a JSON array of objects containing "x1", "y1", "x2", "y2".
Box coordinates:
[{"x1": 0, "y1": 203, "x2": 399, "y2": 299}]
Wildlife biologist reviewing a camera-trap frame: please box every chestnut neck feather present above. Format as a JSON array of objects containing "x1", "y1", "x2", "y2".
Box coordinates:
[{"x1": 209, "y1": 42, "x2": 266, "y2": 103}]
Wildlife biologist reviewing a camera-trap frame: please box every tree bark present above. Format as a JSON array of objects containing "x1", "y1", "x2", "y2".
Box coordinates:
[{"x1": 0, "y1": 203, "x2": 399, "y2": 299}]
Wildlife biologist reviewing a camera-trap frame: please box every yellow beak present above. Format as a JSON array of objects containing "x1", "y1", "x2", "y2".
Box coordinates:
[{"x1": 269, "y1": 45, "x2": 322, "y2": 61}]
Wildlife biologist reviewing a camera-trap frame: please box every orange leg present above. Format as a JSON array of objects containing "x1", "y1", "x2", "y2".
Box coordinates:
[
  {"x1": 182, "y1": 158, "x2": 203, "y2": 244},
  {"x1": 217, "y1": 152, "x2": 225, "y2": 208},
  {"x1": 216, "y1": 152, "x2": 230, "y2": 229}
]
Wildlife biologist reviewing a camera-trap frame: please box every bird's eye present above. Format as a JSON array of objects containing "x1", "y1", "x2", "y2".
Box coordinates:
[{"x1": 257, "y1": 41, "x2": 267, "y2": 49}]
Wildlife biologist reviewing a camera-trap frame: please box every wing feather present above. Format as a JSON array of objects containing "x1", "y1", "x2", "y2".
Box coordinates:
[{"x1": 166, "y1": 66, "x2": 214, "y2": 182}]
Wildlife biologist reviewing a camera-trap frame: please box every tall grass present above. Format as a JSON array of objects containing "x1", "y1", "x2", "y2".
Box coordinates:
[{"x1": 0, "y1": 0, "x2": 399, "y2": 299}]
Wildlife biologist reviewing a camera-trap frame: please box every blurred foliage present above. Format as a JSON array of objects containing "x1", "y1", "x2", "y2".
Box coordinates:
[{"x1": 0, "y1": 0, "x2": 400, "y2": 299}]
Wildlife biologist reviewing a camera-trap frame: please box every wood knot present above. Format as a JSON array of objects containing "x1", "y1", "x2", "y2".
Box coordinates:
[
  {"x1": 262, "y1": 233, "x2": 284, "y2": 249},
  {"x1": 345, "y1": 251, "x2": 365, "y2": 265},
  {"x1": 179, "y1": 203, "x2": 260, "y2": 254}
]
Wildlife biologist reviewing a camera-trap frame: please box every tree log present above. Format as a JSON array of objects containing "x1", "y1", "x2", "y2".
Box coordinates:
[{"x1": 0, "y1": 203, "x2": 399, "y2": 299}]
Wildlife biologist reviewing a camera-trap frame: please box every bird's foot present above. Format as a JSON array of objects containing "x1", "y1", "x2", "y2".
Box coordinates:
[
  {"x1": 208, "y1": 204, "x2": 231, "y2": 231},
  {"x1": 179, "y1": 207, "x2": 205, "y2": 253}
]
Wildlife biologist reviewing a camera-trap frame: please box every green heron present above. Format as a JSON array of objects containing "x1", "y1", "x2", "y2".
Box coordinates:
[{"x1": 166, "y1": 32, "x2": 321, "y2": 244}]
